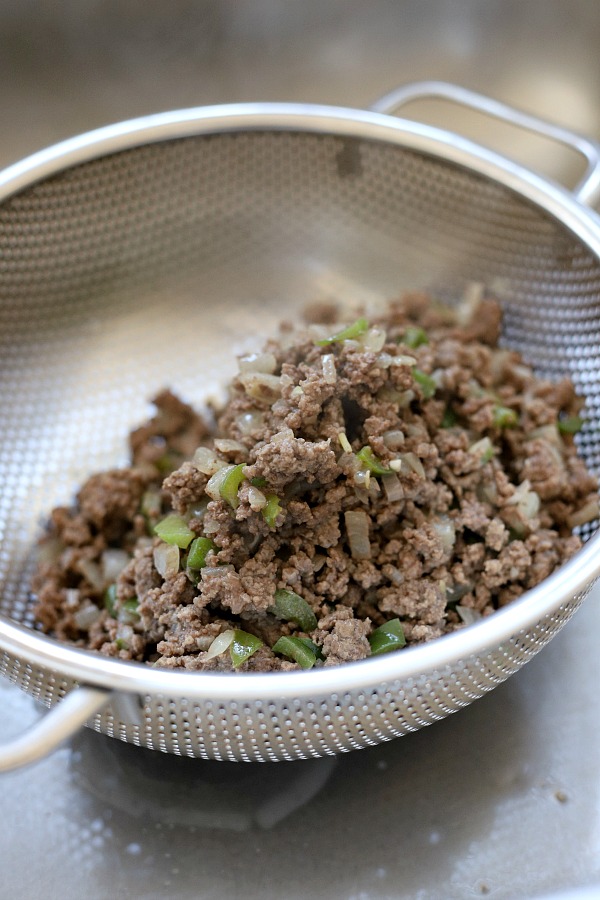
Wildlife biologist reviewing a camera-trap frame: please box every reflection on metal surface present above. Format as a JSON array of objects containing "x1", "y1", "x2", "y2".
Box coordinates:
[{"x1": 69, "y1": 728, "x2": 337, "y2": 831}]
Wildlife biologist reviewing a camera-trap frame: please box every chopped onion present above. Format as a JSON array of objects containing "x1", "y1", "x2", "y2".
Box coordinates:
[
  {"x1": 456, "y1": 605, "x2": 482, "y2": 626},
  {"x1": 74, "y1": 602, "x2": 101, "y2": 630},
  {"x1": 376, "y1": 352, "x2": 394, "y2": 368},
  {"x1": 205, "y1": 465, "x2": 235, "y2": 501},
  {"x1": 390, "y1": 452, "x2": 425, "y2": 478},
  {"x1": 116, "y1": 623, "x2": 134, "y2": 647},
  {"x1": 506, "y1": 480, "x2": 540, "y2": 518},
  {"x1": 76, "y1": 558, "x2": 105, "y2": 592},
  {"x1": 271, "y1": 428, "x2": 294, "y2": 444},
  {"x1": 153, "y1": 542, "x2": 180, "y2": 578},
  {"x1": 239, "y1": 372, "x2": 282, "y2": 404},
  {"x1": 338, "y1": 432, "x2": 352, "y2": 453},
  {"x1": 361, "y1": 327, "x2": 386, "y2": 352},
  {"x1": 568, "y1": 497, "x2": 600, "y2": 528},
  {"x1": 322, "y1": 354, "x2": 337, "y2": 384},
  {"x1": 382, "y1": 430, "x2": 405, "y2": 450},
  {"x1": 397, "y1": 389, "x2": 415, "y2": 408},
  {"x1": 381, "y1": 471, "x2": 403, "y2": 502},
  {"x1": 386, "y1": 565, "x2": 404, "y2": 586},
  {"x1": 469, "y1": 436, "x2": 494, "y2": 464},
  {"x1": 432, "y1": 515, "x2": 456, "y2": 553},
  {"x1": 101, "y1": 549, "x2": 130, "y2": 584},
  {"x1": 203, "y1": 517, "x2": 221, "y2": 534},
  {"x1": 201, "y1": 565, "x2": 235, "y2": 579},
  {"x1": 353, "y1": 469, "x2": 371, "y2": 489},
  {"x1": 455, "y1": 282, "x2": 484, "y2": 326},
  {"x1": 344, "y1": 510, "x2": 371, "y2": 559},
  {"x1": 193, "y1": 446, "x2": 227, "y2": 475},
  {"x1": 248, "y1": 485, "x2": 267, "y2": 511},
  {"x1": 236, "y1": 410, "x2": 265, "y2": 435},
  {"x1": 204, "y1": 629, "x2": 235, "y2": 660},
  {"x1": 214, "y1": 438, "x2": 246, "y2": 454},
  {"x1": 527, "y1": 424, "x2": 562, "y2": 447},
  {"x1": 64, "y1": 588, "x2": 80, "y2": 609},
  {"x1": 238, "y1": 351, "x2": 277, "y2": 375},
  {"x1": 390, "y1": 354, "x2": 418, "y2": 367}
]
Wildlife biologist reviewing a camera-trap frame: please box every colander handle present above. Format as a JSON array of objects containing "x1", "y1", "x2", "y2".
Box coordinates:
[
  {"x1": 0, "y1": 685, "x2": 110, "y2": 772},
  {"x1": 371, "y1": 80, "x2": 600, "y2": 207}
]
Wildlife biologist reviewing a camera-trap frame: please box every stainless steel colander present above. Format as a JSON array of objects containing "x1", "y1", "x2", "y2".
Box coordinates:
[{"x1": 2, "y1": 81, "x2": 600, "y2": 770}]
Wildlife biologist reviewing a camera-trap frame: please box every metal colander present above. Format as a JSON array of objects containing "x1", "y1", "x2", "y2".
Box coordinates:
[{"x1": 2, "y1": 82, "x2": 600, "y2": 769}]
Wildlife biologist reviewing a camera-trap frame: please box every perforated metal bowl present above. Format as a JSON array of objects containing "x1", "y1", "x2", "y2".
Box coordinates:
[{"x1": 2, "y1": 82, "x2": 600, "y2": 769}]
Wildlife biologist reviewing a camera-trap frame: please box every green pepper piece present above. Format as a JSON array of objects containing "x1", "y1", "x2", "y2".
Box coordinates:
[
  {"x1": 104, "y1": 583, "x2": 117, "y2": 617},
  {"x1": 187, "y1": 536, "x2": 217, "y2": 570},
  {"x1": 413, "y1": 368, "x2": 437, "y2": 399},
  {"x1": 296, "y1": 636, "x2": 325, "y2": 660},
  {"x1": 154, "y1": 513, "x2": 195, "y2": 549},
  {"x1": 271, "y1": 589, "x2": 318, "y2": 632},
  {"x1": 219, "y1": 463, "x2": 246, "y2": 509},
  {"x1": 492, "y1": 405, "x2": 518, "y2": 428},
  {"x1": 402, "y1": 325, "x2": 429, "y2": 349},
  {"x1": 251, "y1": 476, "x2": 267, "y2": 488},
  {"x1": 316, "y1": 317, "x2": 369, "y2": 346},
  {"x1": 262, "y1": 494, "x2": 283, "y2": 528},
  {"x1": 230, "y1": 629, "x2": 263, "y2": 669},
  {"x1": 441, "y1": 406, "x2": 457, "y2": 428},
  {"x1": 356, "y1": 446, "x2": 393, "y2": 475},
  {"x1": 272, "y1": 636, "x2": 318, "y2": 669},
  {"x1": 558, "y1": 414, "x2": 584, "y2": 435},
  {"x1": 368, "y1": 618, "x2": 406, "y2": 656}
]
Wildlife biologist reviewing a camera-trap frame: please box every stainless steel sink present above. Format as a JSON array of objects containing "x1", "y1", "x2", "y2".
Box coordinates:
[{"x1": 3, "y1": 4, "x2": 600, "y2": 898}]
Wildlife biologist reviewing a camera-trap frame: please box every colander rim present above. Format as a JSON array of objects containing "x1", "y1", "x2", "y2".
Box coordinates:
[{"x1": 1, "y1": 98, "x2": 600, "y2": 701}]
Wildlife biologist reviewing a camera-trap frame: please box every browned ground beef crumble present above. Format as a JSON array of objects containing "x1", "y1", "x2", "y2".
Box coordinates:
[{"x1": 32, "y1": 290, "x2": 599, "y2": 671}]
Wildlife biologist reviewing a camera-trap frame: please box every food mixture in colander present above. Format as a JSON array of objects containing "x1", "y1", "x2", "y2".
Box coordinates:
[{"x1": 32, "y1": 290, "x2": 598, "y2": 671}]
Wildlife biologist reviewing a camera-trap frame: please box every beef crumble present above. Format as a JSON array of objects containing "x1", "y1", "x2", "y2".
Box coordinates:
[{"x1": 32, "y1": 290, "x2": 599, "y2": 671}]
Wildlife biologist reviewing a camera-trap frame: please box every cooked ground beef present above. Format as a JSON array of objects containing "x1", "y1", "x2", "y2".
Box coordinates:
[{"x1": 32, "y1": 289, "x2": 599, "y2": 671}]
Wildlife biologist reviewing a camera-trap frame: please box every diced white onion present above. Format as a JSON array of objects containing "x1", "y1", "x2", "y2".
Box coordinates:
[
  {"x1": 568, "y1": 497, "x2": 600, "y2": 528},
  {"x1": 386, "y1": 565, "x2": 404, "y2": 586},
  {"x1": 203, "y1": 518, "x2": 221, "y2": 534},
  {"x1": 236, "y1": 410, "x2": 265, "y2": 435},
  {"x1": 248, "y1": 486, "x2": 267, "y2": 511},
  {"x1": 271, "y1": 428, "x2": 294, "y2": 444},
  {"x1": 390, "y1": 354, "x2": 417, "y2": 366},
  {"x1": 382, "y1": 430, "x2": 405, "y2": 450},
  {"x1": 205, "y1": 464, "x2": 236, "y2": 501},
  {"x1": 376, "y1": 352, "x2": 393, "y2": 369},
  {"x1": 204, "y1": 629, "x2": 235, "y2": 660},
  {"x1": 322, "y1": 354, "x2": 337, "y2": 384},
  {"x1": 455, "y1": 281, "x2": 484, "y2": 326},
  {"x1": 361, "y1": 327, "x2": 387, "y2": 352},
  {"x1": 469, "y1": 436, "x2": 493, "y2": 458},
  {"x1": 397, "y1": 389, "x2": 415, "y2": 408},
  {"x1": 338, "y1": 432, "x2": 352, "y2": 453},
  {"x1": 74, "y1": 602, "x2": 101, "y2": 630},
  {"x1": 201, "y1": 565, "x2": 235, "y2": 579},
  {"x1": 153, "y1": 542, "x2": 180, "y2": 578},
  {"x1": 239, "y1": 372, "x2": 282, "y2": 403},
  {"x1": 353, "y1": 469, "x2": 371, "y2": 488},
  {"x1": 214, "y1": 438, "x2": 246, "y2": 454},
  {"x1": 116, "y1": 624, "x2": 134, "y2": 646},
  {"x1": 193, "y1": 446, "x2": 227, "y2": 475},
  {"x1": 344, "y1": 510, "x2": 371, "y2": 559},
  {"x1": 527, "y1": 424, "x2": 562, "y2": 447},
  {"x1": 381, "y1": 471, "x2": 403, "y2": 502},
  {"x1": 77, "y1": 558, "x2": 105, "y2": 591},
  {"x1": 101, "y1": 549, "x2": 130, "y2": 584},
  {"x1": 238, "y1": 351, "x2": 277, "y2": 375},
  {"x1": 456, "y1": 605, "x2": 482, "y2": 626},
  {"x1": 64, "y1": 588, "x2": 80, "y2": 608},
  {"x1": 432, "y1": 515, "x2": 456, "y2": 553},
  {"x1": 390, "y1": 452, "x2": 425, "y2": 478}
]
